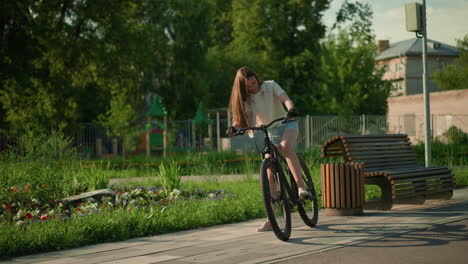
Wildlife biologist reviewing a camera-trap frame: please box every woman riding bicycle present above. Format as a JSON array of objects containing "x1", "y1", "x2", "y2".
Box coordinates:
[{"x1": 226, "y1": 66, "x2": 309, "y2": 232}]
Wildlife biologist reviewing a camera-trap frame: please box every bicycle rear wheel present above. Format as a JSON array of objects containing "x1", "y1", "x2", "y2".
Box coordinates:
[
  {"x1": 260, "y1": 158, "x2": 291, "y2": 241},
  {"x1": 296, "y1": 156, "x2": 319, "y2": 228}
]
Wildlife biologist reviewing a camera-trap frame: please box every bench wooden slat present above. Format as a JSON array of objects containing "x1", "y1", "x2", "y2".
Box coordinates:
[
  {"x1": 348, "y1": 152, "x2": 417, "y2": 160},
  {"x1": 344, "y1": 142, "x2": 412, "y2": 147},
  {"x1": 394, "y1": 178, "x2": 454, "y2": 190},
  {"x1": 385, "y1": 166, "x2": 451, "y2": 175},
  {"x1": 343, "y1": 138, "x2": 409, "y2": 143},
  {"x1": 364, "y1": 165, "x2": 418, "y2": 175},
  {"x1": 393, "y1": 186, "x2": 454, "y2": 198},
  {"x1": 345, "y1": 145, "x2": 413, "y2": 152},
  {"x1": 345, "y1": 149, "x2": 415, "y2": 156},
  {"x1": 389, "y1": 169, "x2": 452, "y2": 179},
  {"x1": 361, "y1": 159, "x2": 418, "y2": 167},
  {"x1": 338, "y1": 134, "x2": 408, "y2": 139},
  {"x1": 391, "y1": 173, "x2": 454, "y2": 184}
]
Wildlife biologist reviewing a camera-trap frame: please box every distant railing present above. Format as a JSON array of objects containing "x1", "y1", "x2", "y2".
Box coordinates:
[{"x1": 1, "y1": 114, "x2": 467, "y2": 158}]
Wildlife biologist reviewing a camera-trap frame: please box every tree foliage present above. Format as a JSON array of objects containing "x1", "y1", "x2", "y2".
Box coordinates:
[
  {"x1": 432, "y1": 34, "x2": 468, "y2": 90},
  {"x1": 229, "y1": 0, "x2": 331, "y2": 113},
  {"x1": 0, "y1": 0, "x2": 169, "y2": 133},
  {"x1": 0, "y1": 0, "x2": 391, "y2": 134},
  {"x1": 313, "y1": 0, "x2": 391, "y2": 115}
]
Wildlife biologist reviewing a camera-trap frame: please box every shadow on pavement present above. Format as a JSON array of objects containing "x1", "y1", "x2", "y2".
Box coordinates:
[{"x1": 286, "y1": 201, "x2": 468, "y2": 248}]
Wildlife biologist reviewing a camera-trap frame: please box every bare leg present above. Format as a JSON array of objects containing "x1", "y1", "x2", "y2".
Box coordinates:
[
  {"x1": 279, "y1": 128, "x2": 305, "y2": 189},
  {"x1": 257, "y1": 154, "x2": 275, "y2": 232},
  {"x1": 264, "y1": 153, "x2": 277, "y2": 199}
]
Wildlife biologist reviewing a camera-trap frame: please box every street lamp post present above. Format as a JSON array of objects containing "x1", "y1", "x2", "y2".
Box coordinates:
[
  {"x1": 405, "y1": 0, "x2": 431, "y2": 166},
  {"x1": 421, "y1": 0, "x2": 431, "y2": 167}
]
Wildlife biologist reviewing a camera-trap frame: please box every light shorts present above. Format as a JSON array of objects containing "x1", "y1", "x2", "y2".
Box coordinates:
[{"x1": 268, "y1": 120, "x2": 299, "y2": 146}]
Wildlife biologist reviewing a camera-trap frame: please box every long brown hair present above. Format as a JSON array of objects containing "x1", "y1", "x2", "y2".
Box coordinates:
[{"x1": 229, "y1": 67, "x2": 263, "y2": 128}]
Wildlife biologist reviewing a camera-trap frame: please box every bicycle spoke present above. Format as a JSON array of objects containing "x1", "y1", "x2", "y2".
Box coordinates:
[
  {"x1": 260, "y1": 158, "x2": 291, "y2": 241},
  {"x1": 296, "y1": 156, "x2": 319, "y2": 228}
]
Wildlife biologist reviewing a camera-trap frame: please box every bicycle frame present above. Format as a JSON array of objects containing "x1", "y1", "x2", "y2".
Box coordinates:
[
  {"x1": 232, "y1": 117, "x2": 318, "y2": 240},
  {"x1": 258, "y1": 122, "x2": 301, "y2": 205},
  {"x1": 231, "y1": 117, "x2": 303, "y2": 204}
]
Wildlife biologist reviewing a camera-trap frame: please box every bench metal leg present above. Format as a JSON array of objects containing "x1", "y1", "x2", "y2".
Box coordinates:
[{"x1": 364, "y1": 176, "x2": 393, "y2": 211}]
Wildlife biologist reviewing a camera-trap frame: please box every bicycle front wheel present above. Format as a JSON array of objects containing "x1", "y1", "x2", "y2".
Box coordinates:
[
  {"x1": 260, "y1": 158, "x2": 291, "y2": 241},
  {"x1": 296, "y1": 156, "x2": 319, "y2": 228}
]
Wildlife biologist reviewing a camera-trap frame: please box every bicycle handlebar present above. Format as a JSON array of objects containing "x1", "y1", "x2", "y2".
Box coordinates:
[{"x1": 228, "y1": 117, "x2": 295, "y2": 138}]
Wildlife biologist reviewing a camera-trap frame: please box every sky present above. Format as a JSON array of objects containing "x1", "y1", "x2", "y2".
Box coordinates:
[{"x1": 322, "y1": 0, "x2": 468, "y2": 47}]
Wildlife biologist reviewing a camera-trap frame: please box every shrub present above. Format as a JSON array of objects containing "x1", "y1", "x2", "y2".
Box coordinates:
[{"x1": 447, "y1": 126, "x2": 468, "y2": 144}]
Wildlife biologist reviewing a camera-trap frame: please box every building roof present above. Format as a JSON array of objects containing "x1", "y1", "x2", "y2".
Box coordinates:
[{"x1": 376, "y1": 38, "x2": 459, "y2": 61}]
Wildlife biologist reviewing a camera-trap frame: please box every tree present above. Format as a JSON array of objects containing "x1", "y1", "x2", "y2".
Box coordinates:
[
  {"x1": 228, "y1": 0, "x2": 331, "y2": 113},
  {"x1": 313, "y1": 0, "x2": 391, "y2": 115},
  {"x1": 157, "y1": 0, "x2": 215, "y2": 119},
  {"x1": 432, "y1": 34, "x2": 468, "y2": 90},
  {"x1": 314, "y1": 30, "x2": 391, "y2": 115},
  {"x1": 0, "y1": 0, "x2": 169, "y2": 132}
]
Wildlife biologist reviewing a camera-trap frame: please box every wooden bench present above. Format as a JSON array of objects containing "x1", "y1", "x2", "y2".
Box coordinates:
[{"x1": 321, "y1": 134, "x2": 455, "y2": 210}]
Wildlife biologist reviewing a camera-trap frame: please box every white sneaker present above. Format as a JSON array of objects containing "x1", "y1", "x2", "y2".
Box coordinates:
[{"x1": 298, "y1": 187, "x2": 309, "y2": 198}]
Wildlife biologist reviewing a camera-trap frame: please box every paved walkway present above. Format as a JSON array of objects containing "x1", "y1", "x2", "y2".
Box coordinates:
[{"x1": 3, "y1": 187, "x2": 468, "y2": 264}]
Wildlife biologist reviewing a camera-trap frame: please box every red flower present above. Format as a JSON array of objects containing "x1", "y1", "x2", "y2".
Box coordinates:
[
  {"x1": 25, "y1": 213, "x2": 33, "y2": 219},
  {"x1": 41, "y1": 216, "x2": 47, "y2": 221},
  {"x1": 4, "y1": 203, "x2": 13, "y2": 212},
  {"x1": 77, "y1": 202, "x2": 82, "y2": 206},
  {"x1": 115, "y1": 190, "x2": 119, "y2": 194},
  {"x1": 50, "y1": 199, "x2": 55, "y2": 204}
]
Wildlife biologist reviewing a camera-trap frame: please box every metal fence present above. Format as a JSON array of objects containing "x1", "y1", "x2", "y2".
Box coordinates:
[{"x1": 1, "y1": 114, "x2": 467, "y2": 158}]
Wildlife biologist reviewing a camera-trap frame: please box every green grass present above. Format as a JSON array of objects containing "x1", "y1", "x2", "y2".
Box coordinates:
[
  {"x1": 2, "y1": 166, "x2": 468, "y2": 259},
  {"x1": 453, "y1": 167, "x2": 468, "y2": 187},
  {"x1": 1, "y1": 129, "x2": 467, "y2": 259},
  {"x1": 0, "y1": 179, "x2": 264, "y2": 259}
]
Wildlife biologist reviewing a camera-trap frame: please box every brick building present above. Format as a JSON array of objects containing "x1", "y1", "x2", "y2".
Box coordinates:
[{"x1": 375, "y1": 38, "x2": 459, "y2": 96}]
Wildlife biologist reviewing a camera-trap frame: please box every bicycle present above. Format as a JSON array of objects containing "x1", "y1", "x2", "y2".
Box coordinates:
[{"x1": 229, "y1": 117, "x2": 319, "y2": 241}]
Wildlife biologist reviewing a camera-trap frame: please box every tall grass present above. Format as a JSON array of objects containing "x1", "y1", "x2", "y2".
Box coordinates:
[
  {"x1": 0, "y1": 129, "x2": 113, "y2": 204},
  {"x1": 0, "y1": 130, "x2": 79, "y2": 202},
  {"x1": 413, "y1": 140, "x2": 468, "y2": 167},
  {"x1": 75, "y1": 161, "x2": 111, "y2": 191},
  {"x1": 157, "y1": 162, "x2": 181, "y2": 195}
]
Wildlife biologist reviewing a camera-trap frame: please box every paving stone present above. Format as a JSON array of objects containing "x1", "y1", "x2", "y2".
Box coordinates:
[{"x1": 2, "y1": 187, "x2": 467, "y2": 264}]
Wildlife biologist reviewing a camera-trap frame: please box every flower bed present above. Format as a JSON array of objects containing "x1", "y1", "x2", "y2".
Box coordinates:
[
  {"x1": 1, "y1": 184, "x2": 236, "y2": 227},
  {"x1": 0, "y1": 179, "x2": 264, "y2": 259}
]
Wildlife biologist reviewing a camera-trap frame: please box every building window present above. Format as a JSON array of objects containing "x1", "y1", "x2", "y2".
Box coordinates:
[
  {"x1": 394, "y1": 81, "x2": 403, "y2": 90},
  {"x1": 395, "y1": 63, "x2": 403, "y2": 72}
]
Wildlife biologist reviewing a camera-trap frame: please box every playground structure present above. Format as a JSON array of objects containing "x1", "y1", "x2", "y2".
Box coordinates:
[
  {"x1": 137, "y1": 99, "x2": 229, "y2": 157},
  {"x1": 145, "y1": 96, "x2": 168, "y2": 157}
]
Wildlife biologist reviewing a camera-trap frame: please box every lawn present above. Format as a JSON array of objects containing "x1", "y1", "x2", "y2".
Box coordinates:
[{"x1": 1, "y1": 130, "x2": 467, "y2": 259}]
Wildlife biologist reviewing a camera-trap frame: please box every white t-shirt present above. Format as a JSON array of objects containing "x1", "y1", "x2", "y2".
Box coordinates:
[{"x1": 244, "y1": 80, "x2": 288, "y2": 128}]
